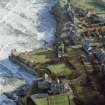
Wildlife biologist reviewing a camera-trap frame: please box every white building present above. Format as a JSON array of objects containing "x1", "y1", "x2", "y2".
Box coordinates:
[
  {"x1": 82, "y1": 39, "x2": 92, "y2": 55},
  {"x1": 96, "y1": 49, "x2": 105, "y2": 63}
]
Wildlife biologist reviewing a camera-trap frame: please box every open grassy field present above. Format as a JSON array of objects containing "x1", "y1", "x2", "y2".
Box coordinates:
[
  {"x1": 71, "y1": 0, "x2": 105, "y2": 13},
  {"x1": 47, "y1": 63, "x2": 72, "y2": 76},
  {"x1": 35, "y1": 98, "x2": 48, "y2": 105},
  {"x1": 32, "y1": 94, "x2": 75, "y2": 105},
  {"x1": 29, "y1": 49, "x2": 54, "y2": 63},
  {"x1": 18, "y1": 49, "x2": 54, "y2": 65},
  {"x1": 66, "y1": 48, "x2": 84, "y2": 71}
]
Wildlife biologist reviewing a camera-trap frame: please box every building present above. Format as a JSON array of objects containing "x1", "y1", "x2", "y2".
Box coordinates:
[
  {"x1": 49, "y1": 83, "x2": 65, "y2": 94},
  {"x1": 101, "y1": 64, "x2": 105, "y2": 75},
  {"x1": 101, "y1": 33, "x2": 105, "y2": 46},
  {"x1": 67, "y1": 26, "x2": 77, "y2": 45},
  {"x1": 82, "y1": 39, "x2": 92, "y2": 55},
  {"x1": 74, "y1": 7, "x2": 88, "y2": 17},
  {"x1": 57, "y1": 43, "x2": 65, "y2": 58},
  {"x1": 37, "y1": 80, "x2": 50, "y2": 90},
  {"x1": 96, "y1": 49, "x2": 105, "y2": 63},
  {"x1": 64, "y1": 2, "x2": 75, "y2": 23},
  {"x1": 61, "y1": 23, "x2": 77, "y2": 45}
]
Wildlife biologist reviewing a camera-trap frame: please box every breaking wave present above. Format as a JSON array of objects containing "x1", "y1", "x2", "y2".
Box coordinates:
[{"x1": 0, "y1": 0, "x2": 57, "y2": 104}]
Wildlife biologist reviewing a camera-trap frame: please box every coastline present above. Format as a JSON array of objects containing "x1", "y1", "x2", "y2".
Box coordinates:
[
  {"x1": 9, "y1": 55, "x2": 37, "y2": 75},
  {"x1": 7, "y1": 0, "x2": 105, "y2": 105},
  {"x1": 9, "y1": 1, "x2": 65, "y2": 77},
  {"x1": 0, "y1": 0, "x2": 58, "y2": 105}
]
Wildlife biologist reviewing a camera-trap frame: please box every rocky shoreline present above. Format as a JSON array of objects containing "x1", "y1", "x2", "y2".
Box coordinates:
[
  {"x1": 9, "y1": 0, "x2": 105, "y2": 105},
  {"x1": 9, "y1": 0, "x2": 75, "y2": 75}
]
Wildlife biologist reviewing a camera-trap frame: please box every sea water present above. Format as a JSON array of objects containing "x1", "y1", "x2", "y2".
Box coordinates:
[{"x1": 0, "y1": 0, "x2": 57, "y2": 104}]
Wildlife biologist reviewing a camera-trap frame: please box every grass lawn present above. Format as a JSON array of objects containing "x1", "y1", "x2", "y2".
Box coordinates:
[
  {"x1": 71, "y1": 73, "x2": 86, "y2": 93},
  {"x1": 35, "y1": 98, "x2": 48, "y2": 105},
  {"x1": 66, "y1": 48, "x2": 84, "y2": 71},
  {"x1": 47, "y1": 63, "x2": 72, "y2": 76},
  {"x1": 30, "y1": 49, "x2": 53, "y2": 63},
  {"x1": 48, "y1": 95, "x2": 70, "y2": 105},
  {"x1": 66, "y1": 48, "x2": 77, "y2": 58},
  {"x1": 31, "y1": 94, "x2": 75, "y2": 105},
  {"x1": 71, "y1": 0, "x2": 105, "y2": 12},
  {"x1": 21, "y1": 49, "x2": 53, "y2": 63}
]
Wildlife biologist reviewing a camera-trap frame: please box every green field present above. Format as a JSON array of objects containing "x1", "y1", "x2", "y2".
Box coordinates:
[
  {"x1": 19, "y1": 49, "x2": 53, "y2": 63},
  {"x1": 47, "y1": 63, "x2": 72, "y2": 76},
  {"x1": 32, "y1": 94, "x2": 75, "y2": 105},
  {"x1": 66, "y1": 48, "x2": 84, "y2": 71},
  {"x1": 30, "y1": 49, "x2": 53, "y2": 63},
  {"x1": 35, "y1": 98, "x2": 48, "y2": 105},
  {"x1": 71, "y1": 0, "x2": 105, "y2": 12}
]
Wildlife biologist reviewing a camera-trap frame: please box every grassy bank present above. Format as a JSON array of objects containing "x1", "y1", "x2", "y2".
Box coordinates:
[
  {"x1": 11, "y1": 1, "x2": 104, "y2": 105},
  {"x1": 71, "y1": 0, "x2": 105, "y2": 13},
  {"x1": 31, "y1": 94, "x2": 75, "y2": 105}
]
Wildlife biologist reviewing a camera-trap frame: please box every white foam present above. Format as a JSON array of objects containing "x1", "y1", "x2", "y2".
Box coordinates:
[
  {"x1": 0, "y1": 0, "x2": 56, "y2": 50},
  {"x1": 0, "y1": 76, "x2": 26, "y2": 95},
  {"x1": 0, "y1": 0, "x2": 57, "y2": 104},
  {"x1": 0, "y1": 95, "x2": 16, "y2": 105}
]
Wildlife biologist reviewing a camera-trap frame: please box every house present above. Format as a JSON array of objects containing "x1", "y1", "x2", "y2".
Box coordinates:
[
  {"x1": 82, "y1": 39, "x2": 92, "y2": 55},
  {"x1": 62, "y1": 23, "x2": 77, "y2": 45},
  {"x1": 57, "y1": 43, "x2": 65, "y2": 58},
  {"x1": 49, "y1": 83, "x2": 65, "y2": 94},
  {"x1": 101, "y1": 34, "x2": 105, "y2": 46},
  {"x1": 30, "y1": 78, "x2": 68, "y2": 95},
  {"x1": 38, "y1": 80, "x2": 50, "y2": 90},
  {"x1": 66, "y1": 3, "x2": 75, "y2": 23},
  {"x1": 96, "y1": 49, "x2": 105, "y2": 63},
  {"x1": 88, "y1": 14, "x2": 105, "y2": 24},
  {"x1": 101, "y1": 64, "x2": 105, "y2": 75},
  {"x1": 67, "y1": 26, "x2": 77, "y2": 45},
  {"x1": 43, "y1": 73, "x2": 53, "y2": 85}
]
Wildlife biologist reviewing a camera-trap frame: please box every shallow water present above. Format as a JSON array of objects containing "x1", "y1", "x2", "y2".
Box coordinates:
[{"x1": 0, "y1": 0, "x2": 57, "y2": 104}]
